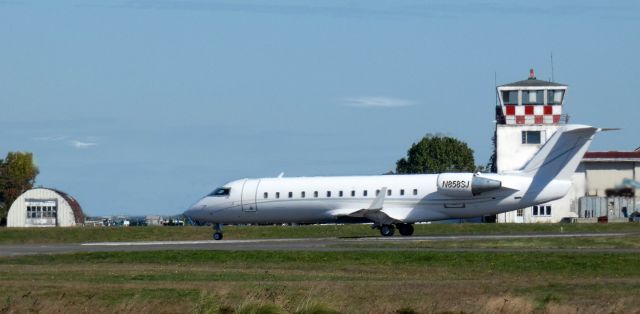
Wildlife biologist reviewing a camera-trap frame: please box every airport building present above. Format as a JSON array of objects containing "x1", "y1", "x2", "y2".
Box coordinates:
[
  {"x1": 494, "y1": 70, "x2": 639, "y2": 223},
  {"x1": 6, "y1": 188, "x2": 85, "y2": 227}
]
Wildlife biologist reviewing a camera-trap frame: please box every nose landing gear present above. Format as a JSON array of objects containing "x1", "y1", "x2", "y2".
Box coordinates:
[{"x1": 212, "y1": 223, "x2": 223, "y2": 240}]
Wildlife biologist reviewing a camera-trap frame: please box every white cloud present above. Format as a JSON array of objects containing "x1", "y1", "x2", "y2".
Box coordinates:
[
  {"x1": 71, "y1": 140, "x2": 98, "y2": 148},
  {"x1": 342, "y1": 96, "x2": 416, "y2": 108}
]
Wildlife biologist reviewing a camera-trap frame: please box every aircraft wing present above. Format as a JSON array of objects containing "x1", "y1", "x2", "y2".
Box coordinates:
[
  {"x1": 329, "y1": 187, "x2": 410, "y2": 224},
  {"x1": 330, "y1": 207, "x2": 410, "y2": 225}
]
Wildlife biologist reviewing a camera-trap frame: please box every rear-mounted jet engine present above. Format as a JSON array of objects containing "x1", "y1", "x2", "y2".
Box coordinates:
[{"x1": 436, "y1": 173, "x2": 502, "y2": 197}]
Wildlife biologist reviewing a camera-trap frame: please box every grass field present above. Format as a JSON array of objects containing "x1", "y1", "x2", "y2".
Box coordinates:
[
  {"x1": 1, "y1": 224, "x2": 640, "y2": 313},
  {"x1": 1, "y1": 250, "x2": 640, "y2": 313},
  {"x1": 1, "y1": 222, "x2": 639, "y2": 244},
  {"x1": 333, "y1": 235, "x2": 640, "y2": 250}
]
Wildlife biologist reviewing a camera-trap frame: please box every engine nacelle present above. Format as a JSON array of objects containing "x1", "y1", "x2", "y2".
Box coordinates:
[{"x1": 437, "y1": 173, "x2": 502, "y2": 197}]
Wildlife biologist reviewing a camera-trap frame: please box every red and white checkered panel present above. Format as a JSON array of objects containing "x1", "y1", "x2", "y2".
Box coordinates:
[{"x1": 504, "y1": 105, "x2": 561, "y2": 125}]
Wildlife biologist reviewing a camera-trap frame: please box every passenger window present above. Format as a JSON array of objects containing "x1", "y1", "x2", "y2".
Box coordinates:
[
  {"x1": 339, "y1": 191, "x2": 343, "y2": 197},
  {"x1": 351, "y1": 190, "x2": 355, "y2": 197},
  {"x1": 387, "y1": 190, "x2": 392, "y2": 196},
  {"x1": 376, "y1": 190, "x2": 380, "y2": 196},
  {"x1": 413, "y1": 189, "x2": 418, "y2": 195},
  {"x1": 400, "y1": 189, "x2": 405, "y2": 196},
  {"x1": 301, "y1": 191, "x2": 306, "y2": 198},
  {"x1": 288, "y1": 192, "x2": 293, "y2": 198},
  {"x1": 314, "y1": 191, "x2": 318, "y2": 198},
  {"x1": 363, "y1": 190, "x2": 368, "y2": 197},
  {"x1": 276, "y1": 192, "x2": 280, "y2": 199},
  {"x1": 264, "y1": 192, "x2": 268, "y2": 199},
  {"x1": 327, "y1": 191, "x2": 331, "y2": 197}
]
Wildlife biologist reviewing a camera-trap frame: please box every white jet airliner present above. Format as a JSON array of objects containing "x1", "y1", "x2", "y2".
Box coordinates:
[{"x1": 185, "y1": 124, "x2": 599, "y2": 240}]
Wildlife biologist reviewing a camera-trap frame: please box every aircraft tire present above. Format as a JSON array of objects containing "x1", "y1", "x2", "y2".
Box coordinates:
[
  {"x1": 213, "y1": 232, "x2": 223, "y2": 240},
  {"x1": 397, "y1": 223, "x2": 414, "y2": 236},
  {"x1": 380, "y1": 224, "x2": 395, "y2": 237}
]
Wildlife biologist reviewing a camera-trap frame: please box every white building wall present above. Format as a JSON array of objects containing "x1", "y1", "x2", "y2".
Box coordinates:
[
  {"x1": 7, "y1": 188, "x2": 77, "y2": 227},
  {"x1": 495, "y1": 124, "x2": 570, "y2": 223},
  {"x1": 495, "y1": 124, "x2": 562, "y2": 171}
]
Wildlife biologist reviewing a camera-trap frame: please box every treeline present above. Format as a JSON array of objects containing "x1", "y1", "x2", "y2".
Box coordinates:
[{"x1": 0, "y1": 152, "x2": 39, "y2": 225}]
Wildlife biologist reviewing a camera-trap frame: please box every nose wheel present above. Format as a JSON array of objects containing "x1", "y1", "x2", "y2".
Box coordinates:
[{"x1": 212, "y1": 223, "x2": 224, "y2": 240}]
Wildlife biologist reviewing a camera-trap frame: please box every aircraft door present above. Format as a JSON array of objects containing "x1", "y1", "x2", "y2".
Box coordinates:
[{"x1": 241, "y1": 179, "x2": 260, "y2": 211}]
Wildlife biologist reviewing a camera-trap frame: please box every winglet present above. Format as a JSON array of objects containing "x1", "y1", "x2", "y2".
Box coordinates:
[
  {"x1": 277, "y1": 172, "x2": 285, "y2": 178},
  {"x1": 369, "y1": 187, "x2": 387, "y2": 209}
]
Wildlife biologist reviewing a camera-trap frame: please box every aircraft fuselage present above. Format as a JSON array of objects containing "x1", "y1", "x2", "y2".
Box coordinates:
[{"x1": 185, "y1": 173, "x2": 570, "y2": 225}]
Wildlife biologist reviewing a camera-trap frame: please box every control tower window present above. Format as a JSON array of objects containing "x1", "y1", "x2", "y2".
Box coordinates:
[
  {"x1": 502, "y1": 91, "x2": 518, "y2": 105},
  {"x1": 522, "y1": 131, "x2": 542, "y2": 144},
  {"x1": 522, "y1": 90, "x2": 544, "y2": 105},
  {"x1": 208, "y1": 188, "x2": 231, "y2": 197},
  {"x1": 547, "y1": 90, "x2": 564, "y2": 105}
]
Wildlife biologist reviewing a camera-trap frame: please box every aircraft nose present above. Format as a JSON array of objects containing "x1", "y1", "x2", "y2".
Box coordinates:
[
  {"x1": 183, "y1": 200, "x2": 206, "y2": 221},
  {"x1": 183, "y1": 207, "x2": 195, "y2": 219}
]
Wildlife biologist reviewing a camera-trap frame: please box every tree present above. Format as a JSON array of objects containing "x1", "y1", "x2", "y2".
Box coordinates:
[
  {"x1": 396, "y1": 134, "x2": 475, "y2": 174},
  {"x1": 0, "y1": 152, "x2": 39, "y2": 225}
]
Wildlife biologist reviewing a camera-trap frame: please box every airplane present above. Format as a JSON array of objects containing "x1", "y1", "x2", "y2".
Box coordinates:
[{"x1": 184, "y1": 124, "x2": 599, "y2": 240}]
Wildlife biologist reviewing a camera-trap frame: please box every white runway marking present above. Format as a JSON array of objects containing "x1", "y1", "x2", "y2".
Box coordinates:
[
  {"x1": 81, "y1": 238, "x2": 310, "y2": 246},
  {"x1": 81, "y1": 233, "x2": 630, "y2": 246}
]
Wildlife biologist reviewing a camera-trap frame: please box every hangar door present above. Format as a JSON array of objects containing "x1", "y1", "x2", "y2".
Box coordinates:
[
  {"x1": 241, "y1": 179, "x2": 260, "y2": 212},
  {"x1": 26, "y1": 199, "x2": 58, "y2": 226}
]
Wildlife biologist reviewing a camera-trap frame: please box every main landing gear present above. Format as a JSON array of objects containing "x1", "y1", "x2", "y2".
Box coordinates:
[
  {"x1": 376, "y1": 223, "x2": 414, "y2": 237},
  {"x1": 212, "y1": 223, "x2": 223, "y2": 240},
  {"x1": 379, "y1": 224, "x2": 395, "y2": 237},
  {"x1": 397, "y1": 223, "x2": 414, "y2": 236}
]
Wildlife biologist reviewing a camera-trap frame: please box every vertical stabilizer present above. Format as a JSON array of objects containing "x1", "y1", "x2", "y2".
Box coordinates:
[{"x1": 517, "y1": 124, "x2": 598, "y2": 181}]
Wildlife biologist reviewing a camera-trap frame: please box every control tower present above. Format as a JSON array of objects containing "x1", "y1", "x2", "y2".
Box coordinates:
[{"x1": 494, "y1": 69, "x2": 571, "y2": 223}]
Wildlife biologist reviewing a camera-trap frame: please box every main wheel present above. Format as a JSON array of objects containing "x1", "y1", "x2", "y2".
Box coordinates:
[
  {"x1": 397, "y1": 223, "x2": 414, "y2": 236},
  {"x1": 380, "y1": 224, "x2": 395, "y2": 237},
  {"x1": 213, "y1": 232, "x2": 223, "y2": 240}
]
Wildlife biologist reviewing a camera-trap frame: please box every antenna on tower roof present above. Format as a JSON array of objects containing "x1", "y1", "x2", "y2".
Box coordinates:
[
  {"x1": 550, "y1": 52, "x2": 555, "y2": 82},
  {"x1": 494, "y1": 71, "x2": 498, "y2": 107}
]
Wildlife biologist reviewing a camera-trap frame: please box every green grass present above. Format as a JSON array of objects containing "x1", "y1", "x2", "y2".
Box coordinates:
[
  {"x1": 1, "y1": 250, "x2": 640, "y2": 313},
  {"x1": 0, "y1": 223, "x2": 639, "y2": 244},
  {"x1": 335, "y1": 235, "x2": 640, "y2": 250},
  {"x1": 2, "y1": 224, "x2": 640, "y2": 312},
  {"x1": 1, "y1": 250, "x2": 639, "y2": 277}
]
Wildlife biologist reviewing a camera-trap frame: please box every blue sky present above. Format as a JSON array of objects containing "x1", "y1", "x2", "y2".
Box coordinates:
[{"x1": 1, "y1": 0, "x2": 638, "y2": 216}]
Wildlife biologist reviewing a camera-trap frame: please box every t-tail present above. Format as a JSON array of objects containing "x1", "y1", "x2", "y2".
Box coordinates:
[{"x1": 510, "y1": 124, "x2": 599, "y2": 201}]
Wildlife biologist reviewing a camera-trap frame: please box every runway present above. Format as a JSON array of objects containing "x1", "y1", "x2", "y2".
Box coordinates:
[{"x1": 1, "y1": 232, "x2": 639, "y2": 257}]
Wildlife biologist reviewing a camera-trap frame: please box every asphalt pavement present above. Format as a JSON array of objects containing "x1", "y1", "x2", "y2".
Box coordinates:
[{"x1": 1, "y1": 232, "x2": 639, "y2": 257}]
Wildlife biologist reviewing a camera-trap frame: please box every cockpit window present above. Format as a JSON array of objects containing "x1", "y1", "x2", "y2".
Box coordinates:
[{"x1": 208, "y1": 188, "x2": 231, "y2": 197}]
